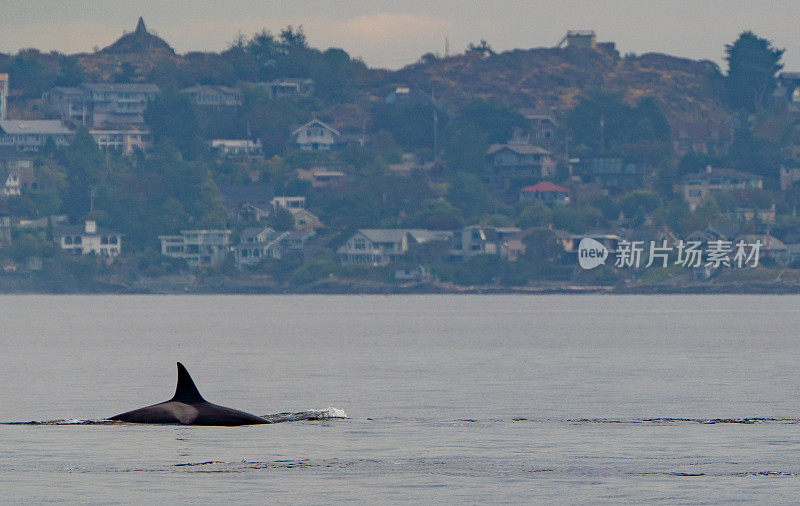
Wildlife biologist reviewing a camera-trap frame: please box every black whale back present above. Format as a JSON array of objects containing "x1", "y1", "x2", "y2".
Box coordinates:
[{"x1": 171, "y1": 362, "x2": 206, "y2": 403}]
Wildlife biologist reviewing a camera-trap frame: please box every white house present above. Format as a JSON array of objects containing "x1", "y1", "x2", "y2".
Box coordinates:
[
  {"x1": 181, "y1": 85, "x2": 242, "y2": 106},
  {"x1": 0, "y1": 119, "x2": 73, "y2": 150},
  {"x1": 234, "y1": 227, "x2": 314, "y2": 269},
  {"x1": 290, "y1": 119, "x2": 340, "y2": 151},
  {"x1": 158, "y1": 229, "x2": 231, "y2": 267},
  {"x1": 451, "y1": 225, "x2": 523, "y2": 261},
  {"x1": 43, "y1": 83, "x2": 159, "y2": 127},
  {"x1": 338, "y1": 229, "x2": 452, "y2": 266},
  {"x1": 89, "y1": 126, "x2": 151, "y2": 154},
  {"x1": 210, "y1": 139, "x2": 263, "y2": 157},
  {"x1": 53, "y1": 220, "x2": 122, "y2": 257},
  {"x1": 271, "y1": 196, "x2": 305, "y2": 210}
]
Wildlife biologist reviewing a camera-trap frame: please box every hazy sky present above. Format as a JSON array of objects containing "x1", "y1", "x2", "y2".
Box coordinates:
[{"x1": 2, "y1": 0, "x2": 800, "y2": 71}]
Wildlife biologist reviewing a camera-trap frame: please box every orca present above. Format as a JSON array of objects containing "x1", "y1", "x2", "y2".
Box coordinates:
[{"x1": 110, "y1": 362, "x2": 269, "y2": 426}]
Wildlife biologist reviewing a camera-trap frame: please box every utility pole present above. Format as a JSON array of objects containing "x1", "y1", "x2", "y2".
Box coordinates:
[
  {"x1": 432, "y1": 87, "x2": 438, "y2": 160},
  {"x1": 445, "y1": 37, "x2": 450, "y2": 58},
  {"x1": 599, "y1": 115, "x2": 605, "y2": 149}
]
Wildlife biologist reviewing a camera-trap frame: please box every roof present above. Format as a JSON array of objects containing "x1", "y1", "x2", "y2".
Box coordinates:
[
  {"x1": 292, "y1": 119, "x2": 340, "y2": 136},
  {"x1": 211, "y1": 139, "x2": 261, "y2": 148},
  {"x1": 681, "y1": 167, "x2": 762, "y2": 182},
  {"x1": 81, "y1": 83, "x2": 160, "y2": 94},
  {"x1": 219, "y1": 184, "x2": 274, "y2": 208},
  {"x1": 0, "y1": 120, "x2": 72, "y2": 135},
  {"x1": 182, "y1": 85, "x2": 241, "y2": 95},
  {"x1": 407, "y1": 229, "x2": 453, "y2": 242},
  {"x1": 736, "y1": 234, "x2": 787, "y2": 250},
  {"x1": 487, "y1": 143, "x2": 551, "y2": 155},
  {"x1": 53, "y1": 223, "x2": 120, "y2": 237},
  {"x1": 239, "y1": 227, "x2": 279, "y2": 242},
  {"x1": 0, "y1": 146, "x2": 33, "y2": 160},
  {"x1": 358, "y1": 229, "x2": 410, "y2": 243},
  {"x1": 520, "y1": 182, "x2": 570, "y2": 193}
]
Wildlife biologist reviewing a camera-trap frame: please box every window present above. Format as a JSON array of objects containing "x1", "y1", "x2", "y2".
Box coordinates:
[{"x1": 354, "y1": 238, "x2": 366, "y2": 250}]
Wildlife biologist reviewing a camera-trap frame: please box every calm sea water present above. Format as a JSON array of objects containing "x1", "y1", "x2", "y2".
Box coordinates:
[{"x1": 2, "y1": 294, "x2": 800, "y2": 503}]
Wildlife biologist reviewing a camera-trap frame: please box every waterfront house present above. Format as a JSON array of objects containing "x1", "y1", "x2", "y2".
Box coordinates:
[
  {"x1": 159, "y1": 229, "x2": 231, "y2": 267},
  {"x1": 53, "y1": 220, "x2": 122, "y2": 258},
  {"x1": 338, "y1": 229, "x2": 452, "y2": 266},
  {"x1": 450, "y1": 226, "x2": 523, "y2": 261}
]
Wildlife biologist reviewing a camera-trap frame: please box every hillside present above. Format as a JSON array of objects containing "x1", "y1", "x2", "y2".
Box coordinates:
[{"x1": 384, "y1": 45, "x2": 729, "y2": 124}]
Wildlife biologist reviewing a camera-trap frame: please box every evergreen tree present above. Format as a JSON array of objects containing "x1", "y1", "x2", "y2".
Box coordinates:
[{"x1": 725, "y1": 31, "x2": 784, "y2": 112}]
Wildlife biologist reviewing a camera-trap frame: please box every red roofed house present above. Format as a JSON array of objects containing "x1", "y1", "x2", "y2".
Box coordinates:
[{"x1": 519, "y1": 181, "x2": 570, "y2": 205}]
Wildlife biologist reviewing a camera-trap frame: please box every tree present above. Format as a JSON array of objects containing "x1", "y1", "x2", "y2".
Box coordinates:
[
  {"x1": 725, "y1": 31, "x2": 784, "y2": 112},
  {"x1": 268, "y1": 205, "x2": 296, "y2": 231},
  {"x1": 459, "y1": 99, "x2": 525, "y2": 144},
  {"x1": 144, "y1": 89, "x2": 205, "y2": 159},
  {"x1": 466, "y1": 40, "x2": 494, "y2": 58}
]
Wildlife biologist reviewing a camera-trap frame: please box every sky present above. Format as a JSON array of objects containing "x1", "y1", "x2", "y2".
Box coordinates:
[{"x1": 2, "y1": 0, "x2": 800, "y2": 71}]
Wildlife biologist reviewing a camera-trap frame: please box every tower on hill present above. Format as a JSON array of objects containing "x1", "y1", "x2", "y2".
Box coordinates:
[{"x1": 99, "y1": 17, "x2": 175, "y2": 55}]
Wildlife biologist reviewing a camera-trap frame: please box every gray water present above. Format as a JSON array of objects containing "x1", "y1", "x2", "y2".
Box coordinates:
[{"x1": 2, "y1": 295, "x2": 800, "y2": 503}]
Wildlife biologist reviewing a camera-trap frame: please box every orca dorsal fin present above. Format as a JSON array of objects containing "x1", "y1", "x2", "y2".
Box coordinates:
[{"x1": 171, "y1": 362, "x2": 206, "y2": 403}]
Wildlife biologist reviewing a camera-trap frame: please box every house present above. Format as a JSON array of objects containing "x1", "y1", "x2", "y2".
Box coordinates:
[
  {"x1": 233, "y1": 227, "x2": 287, "y2": 269},
  {"x1": 53, "y1": 220, "x2": 122, "y2": 257},
  {"x1": 671, "y1": 120, "x2": 733, "y2": 155},
  {"x1": 181, "y1": 85, "x2": 242, "y2": 106},
  {"x1": 43, "y1": 83, "x2": 160, "y2": 127},
  {"x1": 485, "y1": 143, "x2": 556, "y2": 186},
  {"x1": 219, "y1": 184, "x2": 274, "y2": 222},
  {"x1": 210, "y1": 139, "x2": 263, "y2": 158},
  {"x1": 89, "y1": 126, "x2": 151, "y2": 154},
  {"x1": 233, "y1": 227, "x2": 313, "y2": 269},
  {"x1": 451, "y1": 226, "x2": 523, "y2": 261},
  {"x1": 559, "y1": 30, "x2": 597, "y2": 49},
  {"x1": 679, "y1": 166, "x2": 763, "y2": 210},
  {"x1": 295, "y1": 168, "x2": 345, "y2": 187},
  {"x1": 1, "y1": 165, "x2": 35, "y2": 197},
  {"x1": 724, "y1": 205, "x2": 776, "y2": 225},
  {"x1": 158, "y1": 229, "x2": 231, "y2": 267},
  {"x1": 259, "y1": 78, "x2": 315, "y2": 99},
  {"x1": 0, "y1": 119, "x2": 73, "y2": 150},
  {"x1": 338, "y1": 229, "x2": 452, "y2": 266},
  {"x1": 519, "y1": 181, "x2": 570, "y2": 205},
  {"x1": 584, "y1": 157, "x2": 650, "y2": 191},
  {"x1": 290, "y1": 119, "x2": 340, "y2": 151},
  {"x1": 518, "y1": 108, "x2": 558, "y2": 148},
  {"x1": 289, "y1": 208, "x2": 323, "y2": 232},
  {"x1": 0, "y1": 147, "x2": 35, "y2": 195},
  {"x1": 780, "y1": 167, "x2": 800, "y2": 190},
  {"x1": 736, "y1": 234, "x2": 788, "y2": 262},
  {"x1": 271, "y1": 196, "x2": 305, "y2": 210}
]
